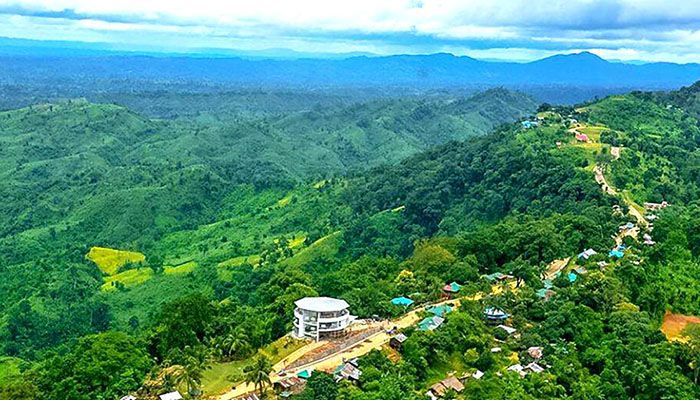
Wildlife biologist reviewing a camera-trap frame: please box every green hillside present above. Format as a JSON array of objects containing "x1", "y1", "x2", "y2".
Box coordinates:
[{"x1": 2, "y1": 85, "x2": 700, "y2": 399}]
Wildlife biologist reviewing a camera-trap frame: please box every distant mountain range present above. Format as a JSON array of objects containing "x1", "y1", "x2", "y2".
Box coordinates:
[{"x1": 2, "y1": 36, "x2": 700, "y2": 105}]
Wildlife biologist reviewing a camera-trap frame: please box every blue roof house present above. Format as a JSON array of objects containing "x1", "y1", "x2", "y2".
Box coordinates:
[
  {"x1": 391, "y1": 297, "x2": 414, "y2": 307},
  {"x1": 428, "y1": 304, "x2": 453, "y2": 317}
]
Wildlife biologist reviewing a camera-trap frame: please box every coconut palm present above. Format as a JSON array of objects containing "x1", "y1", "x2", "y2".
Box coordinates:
[
  {"x1": 218, "y1": 329, "x2": 250, "y2": 360},
  {"x1": 174, "y1": 345, "x2": 211, "y2": 397},
  {"x1": 244, "y1": 355, "x2": 273, "y2": 397}
]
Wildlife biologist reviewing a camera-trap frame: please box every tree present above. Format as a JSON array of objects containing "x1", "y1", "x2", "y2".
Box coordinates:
[
  {"x1": 304, "y1": 371, "x2": 338, "y2": 400},
  {"x1": 244, "y1": 355, "x2": 272, "y2": 397},
  {"x1": 34, "y1": 332, "x2": 153, "y2": 400},
  {"x1": 683, "y1": 323, "x2": 700, "y2": 384},
  {"x1": 217, "y1": 329, "x2": 251, "y2": 360}
]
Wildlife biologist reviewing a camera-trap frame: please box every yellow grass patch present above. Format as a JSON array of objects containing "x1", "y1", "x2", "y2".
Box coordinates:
[
  {"x1": 313, "y1": 180, "x2": 328, "y2": 189},
  {"x1": 392, "y1": 205, "x2": 406, "y2": 212},
  {"x1": 661, "y1": 312, "x2": 700, "y2": 342},
  {"x1": 165, "y1": 261, "x2": 197, "y2": 275},
  {"x1": 276, "y1": 194, "x2": 292, "y2": 207},
  {"x1": 87, "y1": 246, "x2": 145, "y2": 276},
  {"x1": 101, "y1": 268, "x2": 153, "y2": 291},
  {"x1": 288, "y1": 235, "x2": 306, "y2": 249},
  {"x1": 218, "y1": 255, "x2": 261, "y2": 268}
]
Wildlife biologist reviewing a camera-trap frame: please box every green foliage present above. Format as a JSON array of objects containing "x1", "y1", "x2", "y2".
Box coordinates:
[{"x1": 32, "y1": 332, "x2": 152, "y2": 400}]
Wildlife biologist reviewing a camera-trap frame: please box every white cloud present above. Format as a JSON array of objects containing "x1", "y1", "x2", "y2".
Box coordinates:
[{"x1": 1, "y1": 0, "x2": 700, "y2": 62}]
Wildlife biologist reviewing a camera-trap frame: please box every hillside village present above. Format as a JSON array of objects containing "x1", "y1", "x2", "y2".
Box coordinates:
[{"x1": 96, "y1": 95, "x2": 700, "y2": 400}]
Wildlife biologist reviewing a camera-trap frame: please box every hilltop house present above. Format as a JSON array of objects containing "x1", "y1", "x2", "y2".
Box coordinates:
[
  {"x1": 275, "y1": 377, "x2": 306, "y2": 398},
  {"x1": 427, "y1": 304, "x2": 453, "y2": 317},
  {"x1": 643, "y1": 233, "x2": 656, "y2": 246},
  {"x1": 484, "y1": 307, "x2": 509, "y2": 323},
  {"x1": 496, "y1": 324, "x2": 517, "y2": 336},
  {"x1": 619, "y1": 222, "x2": 635, "y2": 232},
  {"x1": 528, "y1": 346, "x2": 543, "y2": 360},
  {"x1": 159, "y1": 392, "x2": 183, "y2": 400},
  {"x1": 236, "y1": 394, "x2": 260, "y2": 400},
  {"x1": 577, "y1": 248, "x2": 597, "y2": 260},
  {"x1": 521, "y1": 120, "x2": 539, "y2": 129},
  {"x1": 391, "y1": 296, "x2": 414, "y2": 307},
  {"x1": 334, "y1": 359, "x2": 362, "y2": 382},
  {"x1": 484, "y1": 272, "x2": 514, "y2": 282},
  {"x1": 426, "y1": 376, "x2": 465, "y2": 399},
  {"x1": 442, "y1": 282, "x2": 462, "y2": 298},
  {"x1": 390, "y1": 333, "x2": 408, "y2": 350},
  {"x1": 418, "y1": 316, "x2": 445, "y2": 331},
  {"x1": 294, "y1": 297, "x2": 355, "y2": 341},
  {"x1": 575, "y1": 133, "x2": 589, "y2": 142},
  {"x1": 644, "y1": 201, "x2": 669, "y2": 211}
]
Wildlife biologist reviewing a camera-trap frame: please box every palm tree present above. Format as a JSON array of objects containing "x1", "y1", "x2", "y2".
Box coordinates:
[
  {"x1": 174, "y1": 345, "x2": 211, "y2": 397},
  {"x1": 244, "y1": 355, "x2": 273, "y2": 398},
  {"x1": 219, "y1": 329, "x2": 250, "y2": 360}
]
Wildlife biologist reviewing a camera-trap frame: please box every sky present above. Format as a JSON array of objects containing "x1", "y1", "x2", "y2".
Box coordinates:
[{"x1": 1, "y1": 0, "x2": 700, "y2": 62}]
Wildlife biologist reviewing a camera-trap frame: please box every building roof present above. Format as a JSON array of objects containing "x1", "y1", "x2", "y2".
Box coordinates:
[
  {"x1": 297, "y1": 370, "x2": 312, "y2": 379},
  {"x1": 440, "y1": 376, "x2": 465, "y2": 392},
  {"x1": 159, "y1": 392, "x2": 183, "y2": 400},
  {"x1": 120, "y1": 396, "x2": 137, "y2": 400},
  {"x1": 295, "y1": 297, "x2": 349, "y2": 312},
  {"x1": 525, "y1": 362, "x2": 545, "y2": 373},
  {"x1": 484, "y1": 307, "x2": 508, "y2": 320},
  {"x1": 392, "y1": 333, "x2": 408, "y2": 343},
  {"x1": 236, "y1": 394, "x2": 260, "y2": 400},
  {"x1": 391, "y1": 296, "x2": 414, "y2": 306},
  {"x1": 473, "y1": 370, "x2": 484, "y2": 379},
  {"x1": 577, "y1": 248, "x2": 597, "y2": 259},
  {"x1": 528, "y1": 346, "x2": 543, "y2": 359},
  {"x1": 335, "y1": 362, "x2": 362, "y2": 381},
  {"x1": 442, "y1": 282, "x2": 462, "y2": 293},
  {"x1": 418, "y1": 316, "x2": 445, "y2": 331},
  {"x1": 277, "y1": 377, "x2": 305, "y2": 389},
  {"x1": 609, "y1": 250, "x2": 624, "y2": 258},
  {"x1": 496, "y1": 324, "x2": 517, "y2": 335},
  {"x1": 575, "y1": 133, "x2": 589, "y2": 142},
  {"x1": 428, "y1": 304, "x2": 453, "y2": 317}
]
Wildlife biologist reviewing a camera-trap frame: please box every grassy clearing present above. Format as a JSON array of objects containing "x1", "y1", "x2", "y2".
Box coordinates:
[
  {"x1": 101, "y1": 268, "x2": 154, "y2": 291},
  {"x1": 282, "y1": 232, "x2": 342, "y2": 269},
  {"x1": 424, "y1": 352, "x2": 468, "y2": 386},
  {"x1": 577, "y1": 125, "x2": 607, "y2": 142},
  {"x1": 165, "y1": 261, "x2": 197, "y2": 275},
  {"x1": 218, "y1": 255, "x2": 261, "y2": 268},
  {"x1": 202, "y1": 336, "x2": 307, "y2": 396},
  {"x1": 87, "y1": 246, "x2": 146, "y2": 276}
]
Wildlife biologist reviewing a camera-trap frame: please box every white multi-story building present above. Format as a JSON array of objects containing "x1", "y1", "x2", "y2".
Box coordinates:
[{"x1": 293, "y1": 297, "x2": 355, "y2": 341}]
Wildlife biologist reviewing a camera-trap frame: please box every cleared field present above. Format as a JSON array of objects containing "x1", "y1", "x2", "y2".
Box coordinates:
[
  {"x1": 165, "y1": 261, "x2": 197, "y2": 275},
  {"x1": 87, "y1": 246, "x2": 146, "y2": 276},
  {"x1": 661, "y1": 312, "x2": 700, "y2": 342},
  {"x1": 101, "y1": 268, "x2": 154, "y2": 291},
  {"x1": 577, "y1": 125, "x2": 607, "y2": 141},
  {"x1": 218, "y1": 255, "x2": 261, "y2": 268}
]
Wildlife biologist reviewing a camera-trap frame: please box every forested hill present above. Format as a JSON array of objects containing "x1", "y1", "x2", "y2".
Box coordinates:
[
  {"x1": 0, "y1": 89, "x2": 534, "y2": 257},
  {"x1": 2, "y1": 83, "x2": 700, "y2": 399}
]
